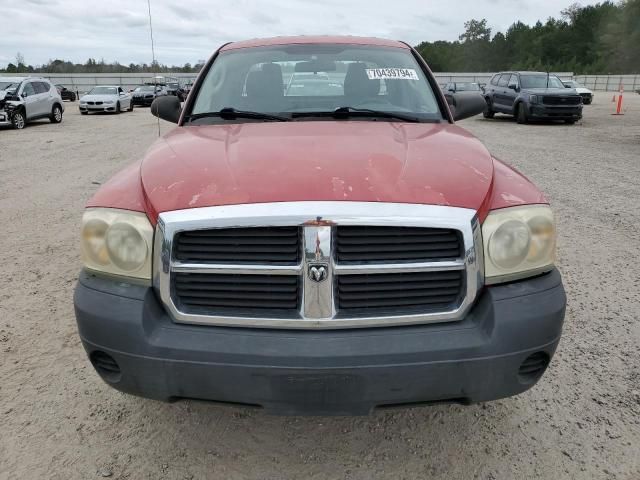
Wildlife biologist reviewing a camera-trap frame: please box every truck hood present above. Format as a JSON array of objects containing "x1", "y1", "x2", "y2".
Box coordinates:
[{"x1": 140, "y1": 121, "x2": 494, "y2": 215}]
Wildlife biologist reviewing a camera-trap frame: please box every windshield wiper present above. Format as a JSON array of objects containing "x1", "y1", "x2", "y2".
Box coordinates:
[
  {"x1": 186, "y1": 107, "x2": 289, "y2": 122},
  {"x1": 291, "y1": 107, "x2": 422, "y2": 123}
]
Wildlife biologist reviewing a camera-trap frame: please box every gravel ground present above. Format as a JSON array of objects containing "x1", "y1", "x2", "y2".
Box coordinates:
[{"x1": 1, "y1": 95, "x2": 639, "y2": 480}]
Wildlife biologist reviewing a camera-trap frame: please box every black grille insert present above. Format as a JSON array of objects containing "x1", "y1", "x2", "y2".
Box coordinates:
[
  {"x1": 542, "y1": 96, "x2": 581, "y2": 105},
  {"x1": 335, "y1": 226, "x2": 463, "y2": 263},
  {"x1": 174, "y1": 227, "x2": 300, "y2": 264},
  {"x1": 336, "y1": 270, "x2": 464, "y2": 312},
  {"x1": 173, "y1": 272, "x2": 300, "y2": 312}
]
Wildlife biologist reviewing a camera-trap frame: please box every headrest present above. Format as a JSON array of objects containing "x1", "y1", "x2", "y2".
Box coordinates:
[
  {"x1": 245, "y1": 63, "x2": 284, "y2": 105},
  {"x1": 344, "y1": 63, "x2": 380, "y2": 99}
]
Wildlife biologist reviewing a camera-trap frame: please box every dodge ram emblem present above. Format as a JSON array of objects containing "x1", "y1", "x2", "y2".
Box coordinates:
[{"x1": 308, "y1": 264, "x2": 328, "y2": 283}]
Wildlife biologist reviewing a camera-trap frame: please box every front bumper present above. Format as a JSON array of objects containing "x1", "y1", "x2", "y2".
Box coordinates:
[
  {"x1": 79, "y1": 104, "x2": 117, "y2": 113},
  {"x1": 0, "y1": 110, "x2": 10, "y2": 126},
  {"x1": 132, "y1": 97, "x2": 154, "y2": 106},
  {"x1": 579, "y1": 93, "x2": 593, "y2": 104},
  {"x1": 528, "y1": 104, "x2": 582, "y2": 120},
  {"x1": 74, "y1": 269, "x2": 566, "y2": 415}
]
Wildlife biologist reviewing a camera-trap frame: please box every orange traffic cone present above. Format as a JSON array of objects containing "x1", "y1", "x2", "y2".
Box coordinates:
[{"x1": 612, "y1": 84, "x2": 624, "y2": 115}]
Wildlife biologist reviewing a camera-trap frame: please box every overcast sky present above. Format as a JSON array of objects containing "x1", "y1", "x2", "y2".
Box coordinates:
[{"x1": 1, "y1": 0, "x2": 600, "y2": 67}]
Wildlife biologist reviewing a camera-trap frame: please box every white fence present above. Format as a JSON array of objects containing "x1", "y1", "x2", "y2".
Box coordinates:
[
  {"x1": 2, "y1": 71, "x2": 638, "y2": 93},
  {"x1": 432, "y1": 72, "x2": 575, "y2": 86},
  {"x1": 573, "y1": 74, "x2": 639, "y2": 92},
  {"x1": 0, "y1": 73, "x2": 199, "y2": 94},
  {"x1": 431, "y1": 73, "x2": 639, "y2": 92}
]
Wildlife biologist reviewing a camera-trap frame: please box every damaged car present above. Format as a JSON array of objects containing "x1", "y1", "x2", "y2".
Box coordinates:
[{"x1": 0, "y1": 77, "x2": 64, "y2": 129}]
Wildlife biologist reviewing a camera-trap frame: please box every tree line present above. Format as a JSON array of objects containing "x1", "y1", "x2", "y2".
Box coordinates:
[
  {"x1": 416, "y1": 1, "x2": 639, "y2": 73},
  {"x1": 2, "y1": 57, "x2": 203, "y2": 75},
  {"x1": 2, "y1": 1, "x2": 638, "y2": 75}
]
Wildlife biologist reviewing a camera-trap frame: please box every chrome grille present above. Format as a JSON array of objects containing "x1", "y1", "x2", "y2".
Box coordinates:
[{"x1": 154, "y1": 202, "x2": 483, "y2": 329}]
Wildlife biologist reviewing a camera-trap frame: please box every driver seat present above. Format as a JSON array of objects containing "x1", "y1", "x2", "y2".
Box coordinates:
[
  {"x1": 245, "y1": 63, "x2": 284, "y2": 111},
  {"x1": 343, "y1": 63, "x2": 380, "y2": 105}
]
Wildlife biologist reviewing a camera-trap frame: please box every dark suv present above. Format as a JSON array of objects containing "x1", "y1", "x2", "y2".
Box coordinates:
[{"x1": 483, "y1": 71, "x2": 582, "y2": 124}]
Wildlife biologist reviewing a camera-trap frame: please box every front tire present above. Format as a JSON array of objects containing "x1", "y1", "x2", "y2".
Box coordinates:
[
  {"x1": 516, "y1": 103, "x2": 528, "y2": 124},
  {"x1": 12, "y1": 111, "x2": 26, "y2": 129},
  {"x1": 50, "y1": 104, "x2": 63, "y2": 123},
  {"x1": 116, "y1": 102, "x2": 121, "y2": 114},
  {"x1": 128, "y1": 101, "x2": 134, "y2": 112},
  {"x1": 482, "y1": 98, "x2": 495, "y2": 119},
  {"x1": 565, "y1": 119, "x2": 576, "y2": 124}
]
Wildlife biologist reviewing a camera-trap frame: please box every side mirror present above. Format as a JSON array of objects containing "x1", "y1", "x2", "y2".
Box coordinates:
[
  {"x1": 151, "y1": 95, "x2": 181, "y2": 124},
  {"x1": 21, "y1": 92, "x2": 27, "y2": 98},
  {"x1": 446, "y1": 91, "x2": 486, "y2": 121},
  {"x1": 508, "y1": 84, "x2": 518, "y2": 91},
  {"x1": 564, "y1": 84, "x2": 571, "y2": 88}
]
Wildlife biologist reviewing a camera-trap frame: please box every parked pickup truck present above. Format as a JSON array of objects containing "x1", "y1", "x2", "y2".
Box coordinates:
[{"x1": 74, "y1": 36, "x2": 566, "y2": 416}]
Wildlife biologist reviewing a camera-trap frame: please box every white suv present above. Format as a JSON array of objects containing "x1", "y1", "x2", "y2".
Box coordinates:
[{"x1": 0, "y1": 77, "x2": 64, "y2": 129}]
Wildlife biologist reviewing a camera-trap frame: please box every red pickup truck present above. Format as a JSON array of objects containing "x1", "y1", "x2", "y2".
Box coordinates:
[{"x1": 74, "y1": 36, "x2": 565, "y2": 415}]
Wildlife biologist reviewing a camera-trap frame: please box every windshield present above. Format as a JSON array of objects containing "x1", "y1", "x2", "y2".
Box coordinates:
[
  {"x1": 0, "y1": 81, "x2": 18, "y2": 90},
  {"x1": 135, "y1": 86, "x2": 156, "y2": 92},
  {"x1": 455, "y1": 82, "x2": 481, "y2": 91},
  {"x1": 191, "y1": 44, "x2": 442, "y2": 122},
  {"x1": 89, "y1": 86, "x2": 118, "y2": 95},
  {"x1": 520, "y1": 75, "x2": 565, "y2": 89}
]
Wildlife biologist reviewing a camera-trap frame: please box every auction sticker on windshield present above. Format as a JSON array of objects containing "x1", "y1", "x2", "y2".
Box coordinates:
[{"x1": 366, "y1": 68, "x2": 419, "y2": 80}]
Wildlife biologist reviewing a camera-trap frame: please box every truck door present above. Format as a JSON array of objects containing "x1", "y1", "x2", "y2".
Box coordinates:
[
  {"x1": 504, "y1": 74, "x2": 520, "y2": 112},
  {"x1": 493, "y1": 74, "x2": 511, "y2": 112}
]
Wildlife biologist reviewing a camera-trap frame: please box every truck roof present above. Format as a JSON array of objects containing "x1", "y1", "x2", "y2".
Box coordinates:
[{"x1": 221, "y1": 36, "x2": 409, "y2": 51}]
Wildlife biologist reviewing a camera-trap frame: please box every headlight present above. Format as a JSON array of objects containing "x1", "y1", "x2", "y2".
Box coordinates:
[
  {"x1": 81, "y1": 208, "x2": 153, "y2": 280},
  {"x1": 482, "y1": 205, "x2": 555, "y2": 284},
  {"x1": 80, "y1": 101, "x2": 87, "y2": 105},
  {"x1": 529, "y1": 94, "x2": 539, "y2": 104}
]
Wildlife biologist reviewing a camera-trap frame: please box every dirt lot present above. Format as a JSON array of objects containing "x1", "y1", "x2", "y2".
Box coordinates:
[{"x1": 1, "y1": 95, "x2": 639, "y2": 480}]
